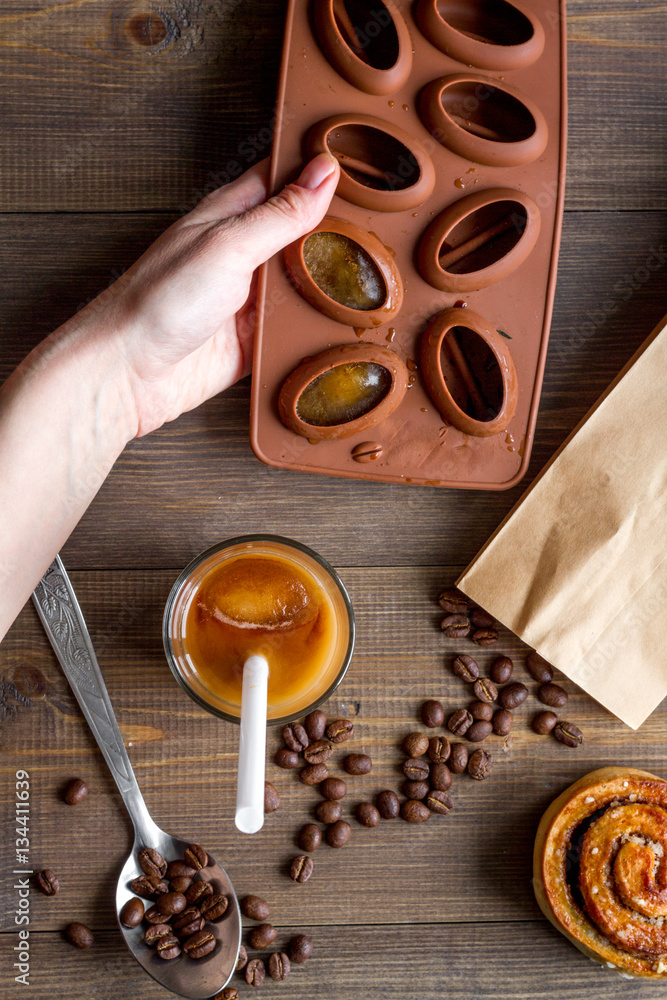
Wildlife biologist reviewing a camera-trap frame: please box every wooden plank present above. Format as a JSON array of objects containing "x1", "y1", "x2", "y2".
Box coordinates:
[
  {"x1": 1, "y1": 567, "x2": 666, "y2": 933},
  {"x1": 0, "y1": 1, "x2": 664, "y2": 211},
  {"x1": 0, "y1": 210, "x2": 665, "y2": 569}
]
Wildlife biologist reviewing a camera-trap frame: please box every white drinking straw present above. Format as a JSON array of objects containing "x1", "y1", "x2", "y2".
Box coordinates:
[{"x1": 235, "y1": 654, "x2": 269, "y2": 834}]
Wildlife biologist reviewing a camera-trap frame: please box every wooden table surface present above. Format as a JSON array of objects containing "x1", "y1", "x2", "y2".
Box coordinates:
[{"x1": 1, "y1": 2, "x2": 666, "y2": 998}]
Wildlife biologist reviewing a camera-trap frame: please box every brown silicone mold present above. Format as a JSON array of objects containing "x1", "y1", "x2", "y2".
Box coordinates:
[{"x1": 251, "y1": 0, "x2": 566, "y2": 489}]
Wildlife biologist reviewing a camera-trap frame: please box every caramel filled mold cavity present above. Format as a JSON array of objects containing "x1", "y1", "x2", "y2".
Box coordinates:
[
  {"x1": 279, "y1": 343, "x2": 408, "y2": 440},
  {"x1": 418, "y1": 187, "x2": 541, "y2": 292},
  {"x1": 416, "y1": 0, "x2": 545, "y2": 71},
  {"x1": 420, "y1": 307, "x2": 517, "y2": 436},
  {"x1": 284, "y1": 217, "x2": 403, "y2": 327},
  {"x1": 420, "y1": 74, "x2": 548, "y2": 167},
  {"x1": 312, "y1": 0, "x2": 412, "y2": 95},
  {"x1": 307, "y1": 114, "x2": 436, "y2": 212}
]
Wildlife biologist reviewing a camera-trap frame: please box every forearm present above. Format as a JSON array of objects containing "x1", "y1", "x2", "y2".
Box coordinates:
[{"x1": 0, "y1": 317, "x2": 136, "y2": 640}]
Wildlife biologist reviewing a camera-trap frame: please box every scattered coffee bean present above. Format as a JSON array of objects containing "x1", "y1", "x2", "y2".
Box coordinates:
[
  {"x1": 300, "y1": 763, "x2": 329, "y2": 786},
  {"x1": 325, "y1": 820, "x2": 351, "y2": 848},
  {"x1": 473, "y1": 678, "x2": 497, "y2": 703},
  {"x1": 169, "y1": 876, "x2": 193, "y2": 894},
  {"x1": 538, "y1": 683, "x2": 568, "y2": 708},
  {"x1": 451, "y1": 653, "x2": 479, "y2": 683},
  {"x1": 441, "y1": 614, "x2": 471, "y2": 638},
  {"x1": 376, "y1": 789, "x2": 400, "y2": 819},
  {"x1": 449, "y1": 743, "x2": 469, "y2": 773},
  {"x1": 492, "y1": 709, "x2": 513, "y2": 736},
  {"x1": 275, "y1": 748, "x2": 300, "y2": 769},
  {"x1": 65, "y1": 922, "x2": 93, "y2": 949},
  {"x1": 315, "y1": 799, "x2": 342, "y2": 824},
  {"x1": 402, "y1": 779, "x2": 430, "y2": 800},
  {"x1": 426, "y1": 790, "x2": 454, "y2": 815},
  {"x1": 139, "y1": 847, "x2": 167, "y2": 880},
  {"x1": 268, "y1": 951, "x2": 291, "y2": 981},
  {"x1": 236, "y1": 944, "x2": 248, "y2": 970},
  {"x1": 185, "y1": 881, "x2": 213, "y2": 906},
  {"x1": 532, "y1": 710, "x2": 558, "y2": 735},
  {"x1": 470, "y1": 607, "x2": 495, "y2": 629},
  {"x1": 401, "y1": 799, "x2": 430, "y2": 823},
  {"x1": 200, "y1": 893, "x2": 228, "y2": 921},
  {"x1": 64, "y1": 778, "x2": 88, "y2": 805},
  {"x1": 166, "y1": 860, "x2": 196, "y2": 881},
  {"x1": 289, "y1": 934, "x2": 313, "y2": 964},
  {"x1": 173, "y1": 908, "x2": 205, "y2": 940},
  {"x1": 130, "y1": 875, "x2": 167, "y2": 900},
  {"x1": 438, "y1": 588, "x2": 470, "y2": 614},
  {"x1": 144, "y1": 905, "x2": 166, "y2": 925},
  {"x1": 468, "y1": 749, "x2": 493, "y2": 780},
  {"x1": 403, "y1": 757, "x2": 430, "y2": 781},
  {"x1": 283, "y1": 722, "x2": 309, "y2": 753},
  {"x1": 183, "y1": 844, "x2": 208, "y2": 871},
  {"x1": 156, "y1": 892, "x2": 187, "y2": 917},
  {"x1": 469, "y1": 701, "x2": 494, "y2": 722},
  {"x1": 36, "y1": 869, "x2": 59, "y2": 897},
  {"x1": 356, "y1": 802, "x2": 381, "y2": 827},
  {"x1": 249, "y1": 923, "x2": 278, "y2": 949},
  {"x1": 119, "y1": 897, "x2": 144, "y2": 927},
  {"x1": 264, "y1": 781, "x2": 281, "y2": 812},
  {"x1": 490, "y1": 656, "x2": 513, "y2": 685},
  {"x1": 403, "y1": 732, "x2": 429, "y2": 757},
  {"x1": 157, "y1": 933, "x2": 181, "y2": 960},
  {"x1": 344, "y1": 753, "x2": 372, "y2": 775},
  {"x1": 430, "y1": 763, "x2": 453, "y2": 791},
  {"x1": 467, "y1": 720, "x2": 492, "y2": 743},
  {"x1": 246, "y1": 958, "x2": 266, "y2": 987},
  {"x1": 326, "y1": 719, "x2": 354, "y2": 743},
  {"x1": 303, "y1": 740, "x2": 333, "y2": 765},
  {"x1": 526, "y1": 651, "x2": 554, "y2": 684},
  {"x1": 320, "y1": 777, "x2": 347, "y2": 800},
  {"x1": 499, "y1": 682, "x2": 528, "y2": 710},
  {"x1": 421, "y1": 699, "x2": 445, "y2": 727},
  {"x1": 290, "y1": 856, "x2": 314, "y2": 883},
  {"x1": 144, "y1": 923, "x2": 172, "y2": 946},
  {"x1": 427, "y1": 736, "x2": 451, "y2": 763},
  {"x1": 471, "y1": 628, "x2": 498, "y2": 646},
  {"x1": 448, "y1": 709, "x2": 473, "y2": 737},
  {"x1": 215, "y1": 989, "x2": 239, "y2": 1000},
  {"x1": 298, "y1": 824, "x2": 322, "y2": 853},
  {"x1": 553, "y1": 721, "x2": 584, "y2": 747},
  {"x1": 241, "y1": 895, "x2": 270, "y2": 921},
  {"x1": 304, "y1": 709, "x2": 327, "y2": 741}
]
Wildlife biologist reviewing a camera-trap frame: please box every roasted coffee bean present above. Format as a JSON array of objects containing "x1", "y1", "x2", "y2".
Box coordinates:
[
  {"x1": 275, "y1": 748, "x2": 300, "y2": 769},
  {"x1": 402, "y1": 779, "x2": 430, "y2": 800},
  {"x1": 538, "y1": 683, "x2": 569, "y2": 708},
  {"x1": 448, "y1": 709, "x2": 473, "y2": 737},
  {"x1": 157, "y1": 933, "x2": 181, "y2": 960},
  {"x1": 139, "y1": 847, "x2": 167, "y2": 879},
  {"x1": 490, "y1": 656, "x2": 513, "y2": 685},
  {"x1": 303, "y1": 740, "x2": 333, "y2": 765},
  {"x1": 119, "y1": 897, "x2": 144, "y2": 927},
  {"x1": 499, "y1": 682, "x2": 528, "y2": 709},
  {"x1": 451, "y1": 653, "x2": 479, "y2": 683},
  {"x1": 264, "y1": 781, "x2": 281, "y2": 811},
  {"x1": 283, "y1": 722, "x2": 309, "y2": 752},
  {"x1": 427, "y1": 736, "x2": 451, "y2": 763},
  {"x1": 492, "y1": 709, "x2": 513, "y2": 736},
  {"x1": 343, "y1": 753, "x2": 372, "y2": 775},
  {"x1": 471, "y1": 628, "x2": 498, "y2": 646},
  {"x1": 526, "y1": 650, "x2": 554, "y2": 684},
  {"x1": 64, "y1": 778, "x2": 88, "y2": 805},
  {"x1": 173, "y1": 908, "x2": 205, "y2": 940},
  {"x1": 320, "y1": 777, "x2": 347, "y2": 800},
  {"x1": 249, "y1": 923, "x2": 278, "y2": 949},
  {"x1": 246, "y1": 958, "x2": 266, "y2": 987},
  {"x1": 304, "y1": 709, "x2": 327, "y2": 741},
  {"x1": 298, "y1": 823, "x2": 322, "y2": 852},
  {"x1": 438, "y1": 588, "x2": 470, "y2": 614},
  {"x1": 468, "y1": 749, "x2": 493, "y2": 780},
  {"x1": 426, "y1": 790, "x2": 454, "y2": 815},
  {"x1": 236, "y1": 944, "x2": 248, "y2": 971},
  {"x1": 470, "y1": 607, "x2": 495, "y2": 628},
  {"x1": 183, "y1": 928, "x2": 216, "y2": 959},
  {"x1": 441, "y1": 614, "x2": 471, "y2": 638},
  {"x1": 376, "y1": 789, "x2": 400, "y2": 819},
  {"x1": 421, "y1": 699, "x2": 445, "y2": 727},
  {"x1": 130, "y1": 875, "x2": 167, "y2": 900},
  {"x1": 430, "y1": 763, "x2": 453, "y2": 791},
  {"x1": 326, "y1": 719, "x2": 354, "y2": 743},
  {"x1": 403, "y1": 757, "x2": 430, "y2": 781},
  {"x1": 185, "y1": 880, "x2": 213, "y2": 906},
  {"x1": 144, "y1": 905, "x2": 168, "y2": 925},
  {"x1": 473, "y1": 678, "x2": 498, "y2": 703},
  {"x1": 553, "y1": 721, "x2": 584, "y2": 747},
  {"x1": 241, "y1": 895, "x2": 270, "y2": 921},
  {"x1": 290, "y1": 855, "x2": 313, "y2": 883},
  {"x1": 183, "y1": 844, "x2": 208, "y2": 871},
  {"x1": 532, "y1": 710, "x2": 558, "y2": 735},
  {"x1": 289, "y1": 934, "x2": 313, "y2": 964},
  {"x1": 156, "y1": 891, "x2": 187, "y2": 916},
  {"x1": 325, "y1": 820, "x2": 351, "y2": 848},
  {"x1": 65, "y1": 922, "x2": 93, "y2": 949},
  {"x1": 36, "y1": 869, "x2": 59, "y2": 897},
  {"x1": 315, "y1": 799, "x2": 342, "y2": 824},
  {"x1": 467, "y1": 720, "x2": 492, "y2": 743},
  {"x1": 469, "y1": 701, "x2": 494, "y2": 722},
  {"x1": 449, "y1": 742, "x2": 469, "y2": 773},
  {"x1": 169, "y1": 876, "x2": 193, "y2": 894},
  {"x1": 166, "y1": 860, "x2": 196, "y2": 881},
  {"x1": 144, "y1": 923, "x2": 172, "y2": 946},
  {"x1": 215, "y1": 989, "x2": 239, "y2": 1000},
  {"x1": 200, "y1": 893, "x2": 228, "y2": 921},
  {"x1": 300, "y1": 763, "x2": 329, "y2": 786},
  {"x1": 356, "y1": 802, "x2": 381, "y2": 827},
  {"x1": 403, "y1": 732, "x2": 429, "y2": 757},
  {"x1": 401, "y1": 799, "x2": 430, "y2": 823},
  {"x1": 268, "y1": 951, "x2": 291, "y2": 981}
]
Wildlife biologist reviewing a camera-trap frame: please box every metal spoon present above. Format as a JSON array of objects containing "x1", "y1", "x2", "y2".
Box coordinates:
[{"x1": 33, "y1": 556, "x2": 241, "y2": 999}]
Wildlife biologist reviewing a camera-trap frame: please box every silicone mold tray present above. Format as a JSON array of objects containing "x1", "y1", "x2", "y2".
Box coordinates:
[{"x1": 251, "y1": 0, "x2": 566, "y2": 489}]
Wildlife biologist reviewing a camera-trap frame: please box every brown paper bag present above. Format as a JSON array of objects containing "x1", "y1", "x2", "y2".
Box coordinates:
[{"x1": 457, "y1": 315, "x2": 667, "y2": 729}]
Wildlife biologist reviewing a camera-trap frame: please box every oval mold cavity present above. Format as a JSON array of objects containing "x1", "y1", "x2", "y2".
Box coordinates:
[
  {"x1": 296, "y1": 362, "x2": 393, "y2": 426},
  {"x1": 304, "y1": 231, "x2": 386, "y2": 310},
  {"x1": 416, "y1": 0, "x2": 544, "y2": 70},
  {"x1": 440, "y1": 327, "x2": 504, "y2": 423}
]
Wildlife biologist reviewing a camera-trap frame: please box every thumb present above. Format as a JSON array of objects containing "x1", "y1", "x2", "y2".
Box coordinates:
[{"x1": 232, "y1": 153, "x2": 340, "y2": 269}]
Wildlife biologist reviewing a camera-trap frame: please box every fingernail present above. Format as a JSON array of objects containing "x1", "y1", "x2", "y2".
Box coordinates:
[{"x1": 295, "y1": 153, "x2": 337, "y2": 191}]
